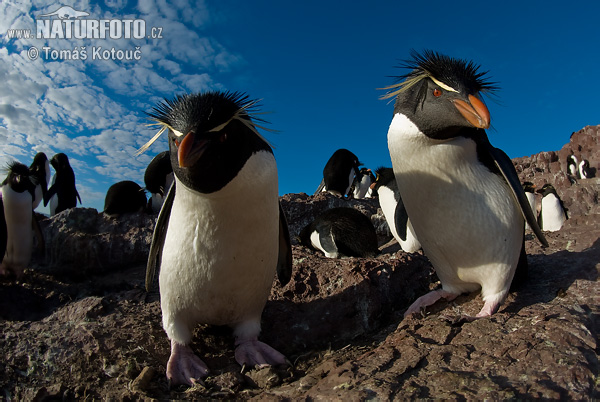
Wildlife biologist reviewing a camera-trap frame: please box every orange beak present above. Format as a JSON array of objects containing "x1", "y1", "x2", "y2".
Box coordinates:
[
  {"x1": 177, "y1": 132, "x2": 209, "y2": 168},
  {"x1": 453, "y1": 94, "x2": 490, "y2": 129}
]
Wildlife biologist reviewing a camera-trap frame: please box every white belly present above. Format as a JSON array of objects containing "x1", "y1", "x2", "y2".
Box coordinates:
[
  {"x1": 525, "y1": 192, "x2": 536, "y2": 230},
  {"x1": 388, "y1": 113, "x2": 523, "y2": 298},
  {"x1": 2, "y1": 185, "x2": 33, "y2": 268},
  {"x1": 159, "y1": 151, "x2": 280, "y2": 343},
  {"x1": 540, "y1": 195, "x2": 566, "y2": 232}
]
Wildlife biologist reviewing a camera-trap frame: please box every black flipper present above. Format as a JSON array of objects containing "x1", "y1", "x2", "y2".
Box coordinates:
[
  {"x1": 145, "y1": 182, "x2": 175, "y2": 291},
  {"x1": 76, "y1": 189, "x2": 82, "y2": 205},
  {"x1": 486, "y1": 145, "x2": 548, "y2": 247},
  {"x1": 511, "y1": 236, "x2": 528, "y2": 291},
  {"x1": 276, "y1": 203, "x2": 293, "y2": 286},
  {"x1": 394, "y1": 199, "x2": 409, "y2": 241},
  {"x1": 43, "y1": 185, "x2": 57, "y2": 207},
  {"x1": 314, "y1": 178, "x2": 325, "y2": 195}
]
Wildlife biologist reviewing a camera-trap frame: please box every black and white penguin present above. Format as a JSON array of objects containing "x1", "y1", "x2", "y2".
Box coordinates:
[
  {"x1": 298, "y1": 207, "x2": 379, "y2": 258},
  {"x1": 579, "y1": 159, "x2": 592, "y2": 179},
  {"x1": 139, "y1": 91, "x2": 293, "y2": 386},
  {"x1": 537, "y1": 183, "x2": 568, "y2": 232},
  {"x1": 382, "y1": 50, "x2": 547, "y2": 319},
  {"x1": 315, "y1": 149, "x2": 360, "y2": 197},
  {"x1": 352, "y1": 168, "x2": 376, "y2": 199},
  {"x1": 103, "y1": 181, "x2": 147, "y2": 217},
  {"x1": 522, "y1": 182, "x2": 537, "y2": 231},
  {"x1": 373, "y1": 167, "x2": 421, "y2": 253},
  {"x1": 29, "y1": 152, "x2": 50, "y2": 210},
  {"x1": 44, "y1": 153, "x2": 81, "y2": 215},
  {"x1": 567, "y1": 154, "x2": 579, "y2": 179},
  {"x1": 0, "y1": 162, "x2": 44, "y2": 278},
  {"x1": 144, "y1": 151, "x2": 174, "y2": 213}
]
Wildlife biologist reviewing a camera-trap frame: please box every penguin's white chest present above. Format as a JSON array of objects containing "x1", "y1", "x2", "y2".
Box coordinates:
[
  {"x1": 387, "y1": 113, "x2": 523, "y2": 295},
  {"x1": 2, "y1": 185, "x2": 33, "y2": 267},
  {"x1": 540, "y1": 194, "x2": 566, "y2": 232},
  {"x1": 159, "y1": 151, "x2": 280, "y2": 328},
  {"x1": 525, "y1": 192, "x2": 536, "y2": 230},
  {"x1": 353, "y1": 175, "x2": 371, "y2": 199}
]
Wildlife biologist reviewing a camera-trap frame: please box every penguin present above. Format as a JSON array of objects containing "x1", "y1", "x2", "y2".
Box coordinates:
[
  {"x1": 537, "y1": 183, "x2": 568, "y2": 232},
  {"x1": 0, "y1": 162, "x2": 44, "y2": 279},
  {"x1": 314, "y1": 149, "x2": 360, "y2": 197},
  {"x1": 139, "y1": 91, "x2": 293, "y2": 386},
  {"x1": 298, "y1": 207, "x2": 379, "y2": 258},
  {"x1": 144, "y1": 151, "x2": 174, "y2": 213},
  {"x1": 103, "y1": 181, "x2": 147, "y2": 217},
  {"x1": 579, "y1": 159, "x2": 592, "y2": 179},
  {"x1": 566, "y1": 155, "x2": 579, "y2": 179},
  {"x1": 373, "y1": 167, "x2": 421, "y2": 253},
  {"x1": 522, "y1": 181, "x2": 537, "y2": 231},
  {"x1": 352, "y1": 168, "x2": 376, "y2": 199},
  {"x1": 382, "y1": 50, "x2": 547, "y2": 319},
  {"x1": 29, "y1": 152, "x2": 50, "y2": 210},
  {"x1": 44, "y1": 153, "x2": 82, "y2": 215}
]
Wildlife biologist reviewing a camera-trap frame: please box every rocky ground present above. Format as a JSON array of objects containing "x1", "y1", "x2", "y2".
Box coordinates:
[{"x1": 1, "y1": 126, "x2": 599, "y2": 400}]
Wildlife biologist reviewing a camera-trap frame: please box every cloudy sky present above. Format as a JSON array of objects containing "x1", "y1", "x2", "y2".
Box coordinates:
[{"x1": 1, "y1": 1, "x2": 599, "y2": 213}]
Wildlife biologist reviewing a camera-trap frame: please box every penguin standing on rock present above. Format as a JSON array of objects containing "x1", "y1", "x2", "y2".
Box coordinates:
[
  {"x1": 298, "y1": 207, "x2": 379, "y2": 258},
  {"x1": 144, "y1": 151, "x2": 174, "y2": 213},
  {"x1": 579, "y1": 159, "x2": 592, "y2": 179},
  {"x1": 29, "y1": 152, "x2": 51, "y2": 210},
  {"x1": 44, "y1": 153, "x2": 81, "y2": 215},
  {"x1": 0, "y1": 162, "x2": 44, "y2": 278},
  {"x1": 352, "y1": 168, "x2": 376, "y2": 199},
  {"x1": 103, "y1": 181, "x2": 147, "y2": 217},
  {"x1": 382, "y1": 50, "x2": 547, "y2": 320},
  {"x1": 139, "y1": 91, "x2": 293, "y2": 386},
  {"x1": 537, "y1": 183, "x2": 568, "y2": 232},
  {"x1": 315, "y1": 149, "x2": 360, "y2": 197},
  {"x1": 373, "y1": 167, "x2": 421, "y2": 253},
  {"x1": 567, "y1": 155, "x2": 578, "y2": 179}
]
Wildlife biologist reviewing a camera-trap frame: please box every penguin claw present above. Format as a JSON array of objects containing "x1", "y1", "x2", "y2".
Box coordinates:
[
  {"x1": 234, "y1": 339, "x2": 289, "y2": 369},
  {"x1": 166, "y1": 342, "x2": 209, "y2": 387}
]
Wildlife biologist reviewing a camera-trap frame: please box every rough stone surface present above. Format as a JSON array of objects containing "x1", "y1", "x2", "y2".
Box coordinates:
[{"x1": 0, "y1": 126, "x2": 599, "y2": 400}]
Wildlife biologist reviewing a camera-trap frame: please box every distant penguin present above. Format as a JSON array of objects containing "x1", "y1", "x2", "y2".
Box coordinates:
[
  {"x1": 373, "y1": 167, "x2": 421, "y2": 253},
  {"x1": 29, "y1": 152, "x2": 50, "y2": 210},
  {"x1": 567, "y1": 155, "x2": 578, "y2": 178},
  {"x1": 579, "y1": 159, "x2": 591, "y2": 179},
  {"x1": 0, "y1": 162, "x2": 44, "y2": 278},
  {"x1": 315, "y1": 149, "x2": 360, "y2": 197},
  {"x1": 537, "y1": 183, "x2": 568, "y2": 232},
  {"x1": 383, "y1": 50, "x2": 547, "y2": 319},
  {"x1": 103, "y1": 181, "x2": 147, "y2": 217},
  {"x1": 144, "y1": 151, "x2": 174, "y2": 213},
  {"x1": 140, "y1": 91, "x2": 293, "y2": 386},
  {"x1": 44, "y1": 153, "x2": 81, "y2": 215},
  {"x1": 352, "y1": 168, "x2": 376, "y2": 199},
  {"x1": 299, "y1": 207, "x2": 379, "y2": 258},
  {"x1": 522, "y1": 182, "x2": 537, "y2": 231}
]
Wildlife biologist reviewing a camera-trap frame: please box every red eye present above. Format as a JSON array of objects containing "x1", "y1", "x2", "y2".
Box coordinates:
[
  {"x1": 433, "y1": 88, "x2": 442, "y2": 97},
  {"x1": 174, "y1": 138, "x2": 180, "y2": 147}
]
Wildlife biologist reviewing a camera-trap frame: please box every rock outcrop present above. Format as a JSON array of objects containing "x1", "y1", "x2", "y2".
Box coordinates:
[{"x1": 0, "y1": 126, "x2": 598, "y2": 400}]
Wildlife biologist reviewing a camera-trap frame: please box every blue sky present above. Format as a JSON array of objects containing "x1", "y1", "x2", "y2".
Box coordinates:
[{"x1": 1, "y1": 1, "x2": 598, "y2": 213}]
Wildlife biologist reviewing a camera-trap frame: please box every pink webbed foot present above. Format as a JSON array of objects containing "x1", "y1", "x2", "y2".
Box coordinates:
[
  {"x1": 404, "y1": 289, "x2": 459, "y2": 318},
  {"x1": 439, "y1": 297, "x2": 502, "y2": 323},
  {"x1": 234, "y1": 338, "x2": 289, "y2": 370},
  {"x1": 166, "y1": 341, "x2": 209, "y2": 387}
]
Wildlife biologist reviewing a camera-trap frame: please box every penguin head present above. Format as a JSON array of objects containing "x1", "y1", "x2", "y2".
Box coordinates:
[
  {"x1": 141, "y1": 91, "x2": 272, "y2": 194},
  {"x1": 144, "y1": 150, "x2": 172, "y2": 196},
  {"x1": 382, "y1": 50, "x2": 498, "y2": 140},
  {"x1": 51, "y1": 153, "x2": 71, "y2": 171},
  {"x1": 537, "y1": 183, "x2": 559, "y2": 197},
  {"x1": 2, "y1": 161, "x2": 38, "y2": 195},
  {"x1": 522, "y1": 181, "x2": 536, "y2": 193}
]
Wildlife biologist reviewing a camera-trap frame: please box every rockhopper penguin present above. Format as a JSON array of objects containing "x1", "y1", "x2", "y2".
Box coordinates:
[
  {"x1": 537, "y1": 183, "x2": 568, "y2": 232},
  {"x1": 44, "y1": 153, "x2": 81, "y2": 215},
  {"x1": 139, "y1": 91, "x2": 293, "y2": 386},
  {"x1": 382, "y1": 50, "x2": 547, "y2": 319},
  {"x1": 29, "y1": 152, "x2": 51, "y2": 210},
  {"x1": 144, "y1": 151, "x2": 174, "y2": 213},
  {"x1": 315, "y1": 148, "x2": 360, "y2": 197},
  {"x1": 0, "y1": 162, "x2": 44, "y2": 278}
]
